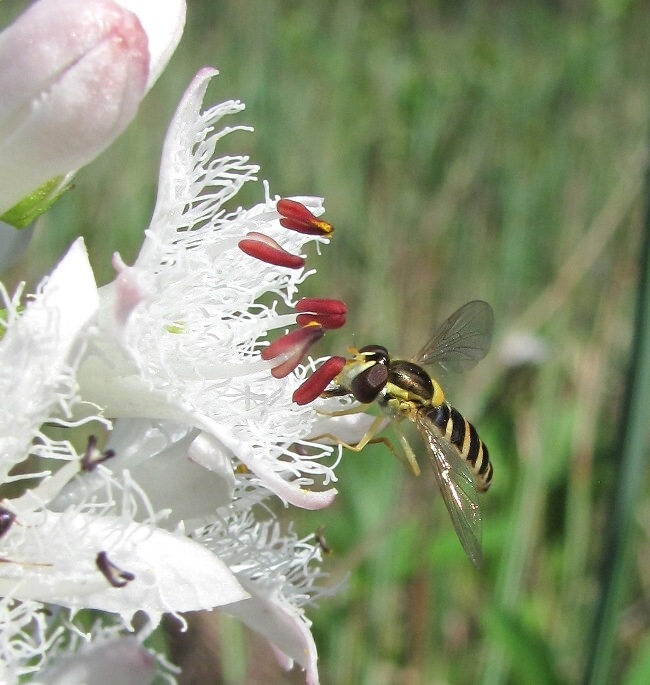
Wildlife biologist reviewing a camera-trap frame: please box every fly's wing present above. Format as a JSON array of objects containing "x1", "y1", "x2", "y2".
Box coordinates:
[
  {"x1": 416, "y1": 413, "x2": 483, "y2": 567},
  {"x1": 415, "y1": 300, "x2": 494, "y2": 374}
]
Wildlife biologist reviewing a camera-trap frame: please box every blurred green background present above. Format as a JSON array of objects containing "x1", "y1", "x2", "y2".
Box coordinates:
[{"x1": 4, "y1": 0, "x2": 650, "y2": 683}]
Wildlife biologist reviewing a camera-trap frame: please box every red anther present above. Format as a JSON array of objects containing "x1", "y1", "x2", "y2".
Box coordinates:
[
  {"x1": 296, "y1": 298, "x2": 347, "y2": 330},
  {"x1": 239, "y1": 232, "x2": 305, "y2": 269},
  {"x1": 293, "y1": 356, "x2": 346, "y2": 406},
  {"x1": 296, "y1": 298, "x2": 347, "y2": 315},
  {"x1": 262, "y1": 324, "x2": 325, "y2": 378},
  {"x1": 297, "y1": 313, "x2": 346, "y2": 329},
  {"x1": 277, "y1": 198, "x2": 334, "y2": 237}
]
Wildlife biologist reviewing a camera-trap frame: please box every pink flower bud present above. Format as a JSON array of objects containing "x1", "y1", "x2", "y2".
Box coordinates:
[{"x1": 0, "y1": 0, "x2": 185, "y2": 215}]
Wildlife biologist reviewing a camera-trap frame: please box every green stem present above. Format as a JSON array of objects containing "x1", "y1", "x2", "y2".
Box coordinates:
[{"x1": 583, "y1": 150, "x2": 650, "y2": 685}]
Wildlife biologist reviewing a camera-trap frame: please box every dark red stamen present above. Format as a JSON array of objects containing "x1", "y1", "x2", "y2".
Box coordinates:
[
  {"x1": 0, "y1": 507, "x2": 15, "y2": 538},
  {"x1": 96, "y1": 551, "x2": 135, "y2": 588},
  {"x1": 262, "y1": 324, "x2": 325, "y2": 378},
  {"x1": 277, "y1": 199, "x2": 334, "y2": 237},
  {"x1": 296, "y1": 298, "x2": 347, "y2": 315},
  {"x1": 239, "y1": 232, "x2": 305, "y2": 269},
  {"x1": 81, "y1": 435, "x2": 116, "y2": 471},
  {"x1": 296, "y1": 298, "x2": 347, "y2": 330},
  {"x1": 292, "y1": 355, "x2": 346, "y2": 405},
  {"x1": 296, "y1": 312, "x2": 346, "y2": 329},
  {"x1": 315, "y1": 525, "x2": 332, "y2": 554}
]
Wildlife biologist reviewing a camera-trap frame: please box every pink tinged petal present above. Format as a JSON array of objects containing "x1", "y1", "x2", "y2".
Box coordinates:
[
  {"x1": 277, "y1": 198, "x2": 334, "y2": 237},
  {"x1": 224, "y1": 579, "x2": 320, "y2": 685},
  {"x1": 227, "y1": 451, "x2": 337, "y2": 510},
  {"x1": 292, "y1": 356, "x2": 346, "y2": 406},
  {"x1": 238, "y1": 232, "x2": 305, "y2": 269},
  {"x1": 0, "y1": 511, "x2": 248, "y2": 616},
  {"x1": 262, "y1": 325, "x2": 325, "y2": 379},
  {"x1": 191, "y1": 421, "x2": 338, "y2": 511},
  {"x1": 36, "y1": 636, "x2": 157, "y2": 685},
  {"x1": 111, "y1": 255, "x2": 146, "y2": 325},
  {"x1": 0, "y1": 0, "x2": 150, "y2": 213},
  {"x1": 115, "y1": 0, "x2": 186, "y2": 89},
  {"x1": 295, "y1": 298, "x2": 347, "y2": 329}
]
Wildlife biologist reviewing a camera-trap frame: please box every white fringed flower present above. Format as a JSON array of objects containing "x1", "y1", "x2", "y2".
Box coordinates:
[
  {"x1": 77, "y1": 68, "x2": 342, "y2": 510},
  {"x1": 0, "y1": 241, "x2": 248, "y2": 680},
  {"x1": 0, "y1": 64, "x2": 346, "y2": 684},
  {"x1": 198, "y1": 508, "x2": 331, "y2": 685}
]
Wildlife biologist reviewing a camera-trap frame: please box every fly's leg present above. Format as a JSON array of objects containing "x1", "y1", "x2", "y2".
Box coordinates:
[
  {"x1": 391, "y1": 423, "x2": 421, "y2": 476},
  {"x1": 311, "y1": 415, "x2": 421, "y2": 476},
  {"x1": 310, "y1": 414, "x2": 386, "y2": 452},
  {"x1": 316, "y1": 404, "x2": 370, "y2": 418}
]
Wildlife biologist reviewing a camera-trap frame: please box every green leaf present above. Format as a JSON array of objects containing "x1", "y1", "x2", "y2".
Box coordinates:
[{"x1": 1, "y1": 176, "x2": 70, "y2": 228}]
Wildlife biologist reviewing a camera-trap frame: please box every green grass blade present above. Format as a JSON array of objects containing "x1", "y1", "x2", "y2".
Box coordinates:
[{"x1": 583, "y1": 152, "x2": 650, "y2": 685}]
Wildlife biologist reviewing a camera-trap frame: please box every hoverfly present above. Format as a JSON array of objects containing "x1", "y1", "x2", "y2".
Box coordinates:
[{"x1": 321, "y1": 300, "x2": 493, "y2": 567}]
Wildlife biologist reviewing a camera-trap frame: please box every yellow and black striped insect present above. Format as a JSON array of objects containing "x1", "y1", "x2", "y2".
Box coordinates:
[{"x1": 322, "y1": 300, "x2": 494, "y2": 567}]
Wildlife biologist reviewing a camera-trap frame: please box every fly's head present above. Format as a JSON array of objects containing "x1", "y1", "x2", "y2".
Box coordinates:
[{"x1": 328, "y1": 344, "x2": 389, "y2": 404}]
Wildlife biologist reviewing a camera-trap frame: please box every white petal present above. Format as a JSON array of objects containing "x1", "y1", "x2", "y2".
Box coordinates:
[
  {"x1": 0, "y1": 511, "x2": 248, "y2": 618},
  {"x1": 50, "y1": 421, "x2": 235, "y2": 527},
  {"x1": 194, "y1": 418, "x2": 338, "y2": 510},
  {"x1": 224, "y1": 578, "x2": 319, "y2": 685},
  {"x1": 0, "y1": 238, "x2": 98, "y2": 479},
  {"x1": 28, "y1": 238, "x2": 98, "y2": 348},
  {"x1": 185, "y1": 432, "x2": 236, "y2": 501},
  {"x1": 32, "y1": 637, "x2": 156, "y2": 685},
  {"x1": 113, "y1": 426, "x2": 235, "y2": 526}
]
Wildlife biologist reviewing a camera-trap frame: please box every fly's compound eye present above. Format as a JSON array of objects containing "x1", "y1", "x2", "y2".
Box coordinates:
[
  {"x1": 350, "y1": 361, "x2": 389, "y2": 404},
  {"x1": 358, "y1": 344, "x2": 389, "y2": 365}
]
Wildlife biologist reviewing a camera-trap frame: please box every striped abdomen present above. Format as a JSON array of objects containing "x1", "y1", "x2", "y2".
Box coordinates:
[{"x1": 425, "y1": 403, "x2": 493, "y2": 492}]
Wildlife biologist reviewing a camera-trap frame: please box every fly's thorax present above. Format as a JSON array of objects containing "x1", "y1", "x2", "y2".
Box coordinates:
[
  {"x1": 386, "y1": 360, "x2": 445, "y2": 407},
  {"x1": 335, "y1": 344, "x2": 390, "y2": 404}
]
